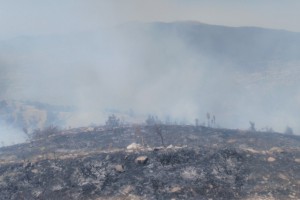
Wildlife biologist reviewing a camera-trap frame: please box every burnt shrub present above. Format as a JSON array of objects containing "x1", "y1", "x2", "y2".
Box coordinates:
[{"x1": 27, "y1": 125, "x2": 60, "y2": 141}]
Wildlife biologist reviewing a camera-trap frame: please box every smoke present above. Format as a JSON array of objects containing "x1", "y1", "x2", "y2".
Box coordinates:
[
  {"x1": 0, "y1": 121, "x2": 25, "y2": 146},
  {"x1": 1, "y1": 2, "x2": 300, "y2": 145},
  {"x1": 1, "y1": 23, "x2": 299, "y2": 135}
]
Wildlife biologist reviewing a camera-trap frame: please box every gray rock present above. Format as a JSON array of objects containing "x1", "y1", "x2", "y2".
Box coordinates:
[
  {"x1": 135, "y1": 156, "x2": 148, "y2": 164},
  {"x1": 115, "y1": 164, "x2": 125, "y2": 173}
]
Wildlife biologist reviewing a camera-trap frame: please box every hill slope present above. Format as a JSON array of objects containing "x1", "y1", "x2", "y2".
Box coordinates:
[
  {"x1": 0, "y1": 125, "x2": 299, "y2": 199},
  {"x1": 120, "y1": 21, "x2": 300, "y2": 70}
]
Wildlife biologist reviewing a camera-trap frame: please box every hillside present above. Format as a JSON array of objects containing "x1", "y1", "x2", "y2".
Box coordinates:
[
  {"x1": 0, "y1": 125, "x2": 299, "y2": 199},
  {"x1": 4, "y1": 21, "x2": 300, "y2": 69},
  {"x1": 119, "y1": 21, "x2": 300, "y2": 70}
]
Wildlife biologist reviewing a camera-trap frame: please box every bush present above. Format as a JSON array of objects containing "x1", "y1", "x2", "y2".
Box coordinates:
[
  {"x1": 145, "y1": 115, "x2": 161, "y2": 125},
  {"x1": 249, "y1": 121, "x2": 256, "y2": 132},
  {"x1": 105, "y1": 114, "x2": 120, "y2": 128},
  {"x1": 284, "y1": 126, "x2": 294, "y2": 135}
]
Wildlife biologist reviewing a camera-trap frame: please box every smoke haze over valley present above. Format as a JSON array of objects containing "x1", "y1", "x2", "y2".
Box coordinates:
[{"x1": 1, "y1": 1, "x2": 300, "y2": 144}]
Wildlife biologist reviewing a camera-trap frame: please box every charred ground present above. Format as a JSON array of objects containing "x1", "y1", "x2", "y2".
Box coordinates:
[{"x1": 0, "y1": 125, "x2": 299, "y2": 200}]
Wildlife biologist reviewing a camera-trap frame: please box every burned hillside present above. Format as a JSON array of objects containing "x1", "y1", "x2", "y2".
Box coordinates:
[{"x1": 0, "y1": 125, "x2": 299, "y2": 199}]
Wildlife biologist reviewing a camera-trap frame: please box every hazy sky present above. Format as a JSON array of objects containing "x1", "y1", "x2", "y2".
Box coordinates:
[{"x1": 0, "y1": 0, "x2": 300, "y2": 39}]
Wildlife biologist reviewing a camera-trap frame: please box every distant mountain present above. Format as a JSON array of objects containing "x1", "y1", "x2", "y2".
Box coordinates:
[
  {"x1": 119, "y1": 21, "x2": 300, "y2": 71},
  {"x1": 2, "y1": 21, "x2": 300, "y2": 76},
  {"x1": 2, "y1": 21, "x2": 300, "y2": 68}
]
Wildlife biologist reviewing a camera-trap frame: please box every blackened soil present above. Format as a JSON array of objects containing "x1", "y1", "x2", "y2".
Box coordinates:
[{"x1": 0, "y1": 125, "x2": 299, "y2": 199}]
